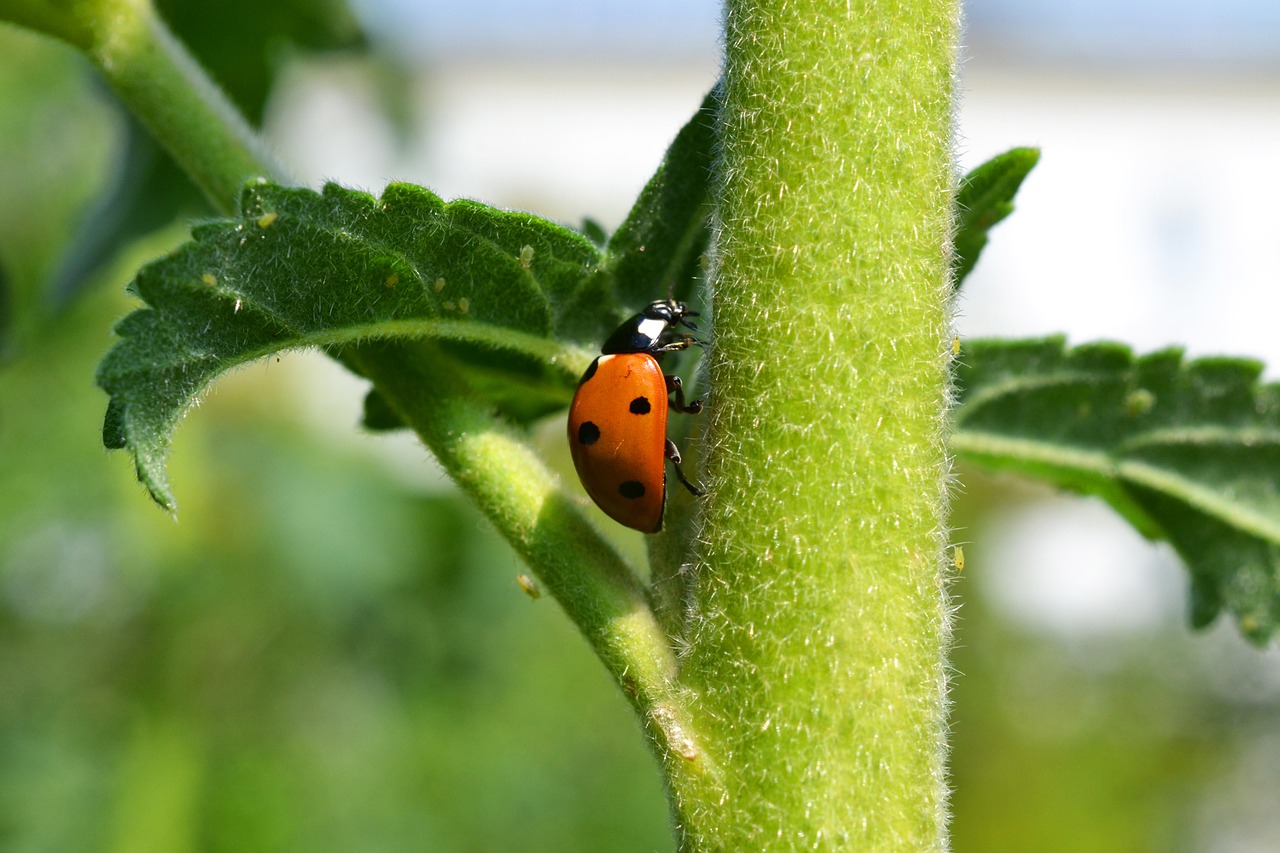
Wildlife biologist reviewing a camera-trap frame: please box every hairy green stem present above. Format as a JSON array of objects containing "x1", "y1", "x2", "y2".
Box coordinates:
[
  {"x1": 668, "y1": 0, "x2": 959, "y2": 847},
  {"x1": 0, "y1": 0, "x2": 278, "y2": 214}
]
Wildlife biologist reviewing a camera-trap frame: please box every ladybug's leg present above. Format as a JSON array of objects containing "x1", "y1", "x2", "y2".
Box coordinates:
[
  {"x1": 665, "y1": 374, "x2": 703, "y2": 415},
  {"x1": 665, "y1": 439, "x2": 704, "y2": 497},
  {"x1": 664, "y1": 372, "x2": 703, "y2": 495},
  {"x1": 653, "y1": 333, "x2": 704, "y2": 354}
]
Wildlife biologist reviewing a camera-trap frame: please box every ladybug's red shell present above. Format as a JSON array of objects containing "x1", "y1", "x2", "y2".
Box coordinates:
[{"x1": 567, "y1": 353, "x2": 669, "y2": 532}]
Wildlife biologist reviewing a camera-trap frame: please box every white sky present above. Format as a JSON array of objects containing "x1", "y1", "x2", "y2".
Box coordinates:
[{"x1": 353, "y1": 0, "x2": 1280, "y2": 65}]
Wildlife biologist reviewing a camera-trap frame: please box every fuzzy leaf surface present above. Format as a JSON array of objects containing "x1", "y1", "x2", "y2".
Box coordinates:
[
  {"x1": 953, "y1": 147, "x2": 1039, "y2": 287},
  {"x1": 97, "y1": 180, "x2": 607, "y2": 509},
  {"x1": 954, "y1": 336, "x2": 1280, "y2": 643}
]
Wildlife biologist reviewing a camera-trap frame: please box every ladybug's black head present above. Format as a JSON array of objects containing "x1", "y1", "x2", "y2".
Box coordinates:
[
  {"x1": 601, "y1": 299, "x2": 701, "y2": 355},
  {"x1": 643, "y1": 298, "x2": 696, "y2": 325}
]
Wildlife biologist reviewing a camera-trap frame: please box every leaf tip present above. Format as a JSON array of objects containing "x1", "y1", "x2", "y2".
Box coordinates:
[
  {"x1": 101, "y1": 398, "x2": 180, "y2": 514},
  {"x1": 135, "y1": 455, "x2": 179, "y2": 516},
  {"x1": 102, "y1": 399, "x2": 128, "y2": 450},
  {"x1": 952, "y1": 146, "x2": 1042, "y2": 288}
]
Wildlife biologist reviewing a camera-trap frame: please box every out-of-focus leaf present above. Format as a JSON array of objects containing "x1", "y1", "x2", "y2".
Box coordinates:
[
  {"x1": 156, "y1": 0, "x2": 364, "y2": 122},
  {"x1": 0, "y1": 28, "x2": 118, "y2": 353}
]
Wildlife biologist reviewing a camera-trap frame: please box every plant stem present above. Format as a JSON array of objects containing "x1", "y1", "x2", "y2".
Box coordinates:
[
  {"x1": 1, "y1": 0, "x2": 279, "y2": 213},
  {"x1": 670, "y1": 0, "x2": 959, "y2": 847},
  {"x1": 349, "y1": 342, "x2": 722, "y2": 819}
]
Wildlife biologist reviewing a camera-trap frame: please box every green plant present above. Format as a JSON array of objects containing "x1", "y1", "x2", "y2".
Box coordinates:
[{"x1": 3, "y1": 0, "x2": 1277, "y2": 849}]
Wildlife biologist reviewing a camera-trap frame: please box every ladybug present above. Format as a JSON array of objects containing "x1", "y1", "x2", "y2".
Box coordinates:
[{"x1": 567, "y1": 299, "x2": 704, "y2": 532}]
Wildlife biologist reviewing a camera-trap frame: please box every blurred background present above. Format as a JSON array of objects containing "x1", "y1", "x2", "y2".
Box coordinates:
[{"x1": 2, "y1": 0, "x2": 1279, "y2": 849}]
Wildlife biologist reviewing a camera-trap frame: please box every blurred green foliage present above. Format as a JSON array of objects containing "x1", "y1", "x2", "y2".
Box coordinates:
[
  {"x1": 0, "y1": 15, "x2": 670, "y2": 851},
  {"x1": 3, "y1": 2, "x2": 1280, "y2": 850},
  {"x1": 948, "y1": 473, "x2": 1280, "y2": 853},
  {"x1": 0, "y1": 233, "x2": 672, "y2": 849},
  {"x1": 0, "y1": 25, "x2": 117, "y2": 355},
  {"x1": 0, "y1": 230, "x2": 673, "y2": 851}
]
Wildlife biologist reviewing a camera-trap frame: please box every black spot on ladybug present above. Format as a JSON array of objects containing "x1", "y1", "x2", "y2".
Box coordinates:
[
  {"x1": 578, "y1": 358, "x2": 600, "y2": 385},
  {"x1": 577, "y1": 422, "x2": 601, "y2": 446},
  {"x1": 629, "y1": 396, "x2": 651, "y2": 415},
  {"x1": 618, "y1": 481, "x2": 646, "y2": 500}
]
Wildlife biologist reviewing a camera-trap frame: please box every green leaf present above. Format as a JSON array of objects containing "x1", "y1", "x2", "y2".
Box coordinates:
[
  {"x1": 605, "y1": 84, "x2": 720, "y2": 309},
  {"x1": 97, "y1": 180, "x2": 604, "y2": 510},
  {"x1": 953, "y1": 147, "x2": 1039, "y2": 287},
  {"x1": 953, "y1": 336, "x2": 1280, "y2": 643}
]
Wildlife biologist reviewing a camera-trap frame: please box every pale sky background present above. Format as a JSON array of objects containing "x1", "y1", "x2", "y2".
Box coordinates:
[{"x1": 352, "y1": 0, "x2": 1280, "y2": 65}]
